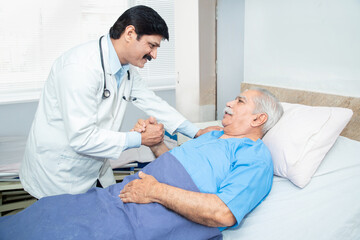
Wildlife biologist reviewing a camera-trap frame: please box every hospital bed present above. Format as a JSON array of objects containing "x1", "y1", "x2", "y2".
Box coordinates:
[
  {"x1": 1, "y1": 83, "x2": 360, "y2": 239},
  {"x1": 212, "y1": 83, "x2": 360, "y2": 240},
  {"x1": 223, "y1": 135, "x2": 360, "y2": 240},
  {"x1": 177, "y1": 83, "x2": 360, "y2": 239},
  {"x1": 0, "y1": 136, "x2": 36, "y2": 216},
  {"x1": 180, "y1": 124, "x2": 360, "y2": 240}
]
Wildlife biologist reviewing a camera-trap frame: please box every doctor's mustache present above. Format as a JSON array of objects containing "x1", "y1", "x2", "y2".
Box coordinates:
[{"x1": 143, "y1": 54, "x2": 152, "y2": 61}]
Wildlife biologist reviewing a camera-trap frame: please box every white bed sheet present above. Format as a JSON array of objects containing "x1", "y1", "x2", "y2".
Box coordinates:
[{"x1": 223, "y1": 136, "x2": 360, "y2": 240}]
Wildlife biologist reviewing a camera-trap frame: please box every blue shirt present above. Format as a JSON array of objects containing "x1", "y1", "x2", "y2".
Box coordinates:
[
  {"x1": 106, "y1": 34, "x2": 129, "y2": 87},
  {"x1": 169, "y1": 131, "x2": 273, "y2": 230}
]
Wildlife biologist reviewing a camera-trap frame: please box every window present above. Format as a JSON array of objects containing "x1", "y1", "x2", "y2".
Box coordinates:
[
  {"x1": 129, "y1": 0, "x2": 176, "y2": 90},
  {"x1": 0, "y1": 0, "x2": 175, "y2": 104}
]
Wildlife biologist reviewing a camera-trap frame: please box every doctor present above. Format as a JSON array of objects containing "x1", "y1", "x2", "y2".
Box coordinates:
[{"x1": 20, "y1": 5, "x2": 217, "y2": 199}]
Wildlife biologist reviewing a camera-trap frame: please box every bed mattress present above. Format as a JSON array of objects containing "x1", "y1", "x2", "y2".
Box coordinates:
[{"x1": 223, "y1": 136, "x2": 360, "y2": 240}]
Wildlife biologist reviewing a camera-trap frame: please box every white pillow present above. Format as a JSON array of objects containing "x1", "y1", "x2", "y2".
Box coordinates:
[{"x1": 263, "y1": 102, "x2": 353, "y2": 188}]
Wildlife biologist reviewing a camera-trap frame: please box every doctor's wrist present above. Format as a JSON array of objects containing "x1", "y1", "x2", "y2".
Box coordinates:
[{"x1": 125, "y1": 132, "x2": 141, "y2": 150}]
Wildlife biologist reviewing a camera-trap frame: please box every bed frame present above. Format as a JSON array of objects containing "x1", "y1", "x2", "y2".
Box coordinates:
[{"x1": 241, "y1": 83, "x2": 360, "y2": 141}]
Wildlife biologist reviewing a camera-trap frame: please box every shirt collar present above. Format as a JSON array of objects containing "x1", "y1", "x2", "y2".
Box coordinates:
[
  {"x1": 215, "y1": 130, "x2": 260, "y2": 144},
  {"x1": 106, "y1": 34, "x2": 129, "y2": 75}
]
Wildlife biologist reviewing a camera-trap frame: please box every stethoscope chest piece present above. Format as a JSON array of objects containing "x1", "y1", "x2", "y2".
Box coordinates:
[{"x1": 102, "y1": 88, "x2": 111, "y2": 99}]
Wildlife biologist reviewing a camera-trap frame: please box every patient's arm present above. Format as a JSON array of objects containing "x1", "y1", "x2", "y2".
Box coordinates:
[
  {"x1": 119, "y1": 172, "x2": 236, "y2": 227},
  {"x1": 149, "y1": 142, "x2": 169, "y2": 158}
]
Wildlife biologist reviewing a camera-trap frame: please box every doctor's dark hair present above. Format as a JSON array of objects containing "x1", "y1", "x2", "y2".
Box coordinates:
[{"x1": 109, "y1": 5, "x2": 169, "y2": 41}]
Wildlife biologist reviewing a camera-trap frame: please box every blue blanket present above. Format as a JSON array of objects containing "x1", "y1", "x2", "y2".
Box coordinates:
[{"x1": 0, "y1": 152, "x2": 222, "y2": 240}]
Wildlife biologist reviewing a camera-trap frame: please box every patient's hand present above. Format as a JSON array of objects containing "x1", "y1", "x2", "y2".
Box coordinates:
[
  {"x1": 119, "y1": 171, "x2": 160, "y2": 204},
  {"x1": 131, "y1": 119, "x2": 146, "y2": 133},
  {"x1": 195, "y1": 126, "x2": 223, "y2": 138},
  {"x1": 132, "y1": 116, "x2": 159, "y2": 133}
]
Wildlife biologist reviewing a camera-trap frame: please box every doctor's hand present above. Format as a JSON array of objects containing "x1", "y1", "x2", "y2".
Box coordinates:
[
  {"x1": 195, "y1": 126, "x2": 223, "y2": 138},
  {"x1": 119, "y1": 171, "x2": 161, "y2": 204},
  {"x1": 141, "y1": 117, "x2": 164, "y2": 147}
]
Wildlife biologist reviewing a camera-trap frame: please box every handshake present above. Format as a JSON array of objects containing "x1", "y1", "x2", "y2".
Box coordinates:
[
  {"x1": 131, "y1": 116, "x2": 165, "y2": 147},
  {"x1": 131, "y1": 117, "x2": 223, "y2": 148}
]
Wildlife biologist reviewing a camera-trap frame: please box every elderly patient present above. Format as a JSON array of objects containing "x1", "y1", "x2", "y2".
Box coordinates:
[
  {"x1": 0, "y1": 88, "x2": 283, "y2": 240},
  {"x1": 121, "y1": 87, "x2": 283, "y2": 228}
]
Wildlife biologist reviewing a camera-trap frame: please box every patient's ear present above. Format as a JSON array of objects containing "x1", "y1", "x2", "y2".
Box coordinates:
[{"x1": 251, "y1": 113, "x2": 268, "y2": 127}]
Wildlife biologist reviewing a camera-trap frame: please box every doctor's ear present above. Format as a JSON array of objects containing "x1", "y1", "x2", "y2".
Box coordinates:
[
  {"x1": 251, "y1": 113, "x2": 268, "y2": 127},
  {"x1": 124, "y1": 25, "x2": 137, "y2": 42}
]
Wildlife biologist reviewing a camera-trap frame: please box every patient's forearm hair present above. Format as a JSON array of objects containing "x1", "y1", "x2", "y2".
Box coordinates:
[
  {"x1": 153, "y1": 183, "x2": 236, "y2": 227},
  {"x1": 150, "y1": 142, "x2": 169, "y2": 158}
]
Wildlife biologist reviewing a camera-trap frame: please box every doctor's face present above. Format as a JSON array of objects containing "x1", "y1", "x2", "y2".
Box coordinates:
[{"x1": 127, "y1": 34, "x2": 162, "y2": 68}]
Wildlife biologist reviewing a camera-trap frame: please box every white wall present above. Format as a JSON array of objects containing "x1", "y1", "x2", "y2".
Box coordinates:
[
  {"x1": 216, "y1": 0, "x2": 245, "y2": 119},
  {"x1": 244, "y1": 0, "x2": 360, "y2": 97},
  {"x1": 175, "y1": 0, "x2": 216, "y2": 122},
  {"x1": 0, "y1": 102, "x2": 38, "y2": 136},
  {"x1": 175, "y1": 0, "x2": 200, "y2": 122}
]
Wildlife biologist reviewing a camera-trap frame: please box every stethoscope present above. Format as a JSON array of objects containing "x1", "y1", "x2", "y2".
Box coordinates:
[{"x1": 99, "y1": 36, "x2": 136, "y2": 101}]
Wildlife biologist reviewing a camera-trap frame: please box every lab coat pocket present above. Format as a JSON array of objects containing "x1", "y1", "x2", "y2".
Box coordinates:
[{"x1": 58, "y1": 150, "x2": 104, "y2": 193}]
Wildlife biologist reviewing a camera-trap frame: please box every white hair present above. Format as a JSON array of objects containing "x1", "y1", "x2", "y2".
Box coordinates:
[{"x1": 249, "y1": 87, "x2": 284, "y2": 135}]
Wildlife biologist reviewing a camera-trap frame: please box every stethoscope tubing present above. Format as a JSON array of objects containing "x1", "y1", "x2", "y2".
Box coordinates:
[
  {"x1": 99, "y1": 36, "x2": 111, "y2": 99},
  {"x1": 99, "y1": 36, "x2": 135, "y2": 101}
]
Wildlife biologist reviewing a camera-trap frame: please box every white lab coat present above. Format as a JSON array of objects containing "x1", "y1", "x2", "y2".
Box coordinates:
[{"x1": 20, "y1": 37, "x2": 187, "y2": 199}]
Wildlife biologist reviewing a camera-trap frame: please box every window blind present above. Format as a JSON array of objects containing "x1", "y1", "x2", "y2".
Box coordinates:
[
  {"x1": 129, "y1": 0, "x2": 176, "y2": 91},
  {"x1": 0, "y1": 0, "x2": 128, "y2": 104},
  {"x1": 0, "y1": 0, "x2": 175, "y2": 104}
]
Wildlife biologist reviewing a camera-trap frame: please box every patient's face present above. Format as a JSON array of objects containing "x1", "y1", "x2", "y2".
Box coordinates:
[{"x1": 222, "y1": 90, "x2": 260, "y2": 134}]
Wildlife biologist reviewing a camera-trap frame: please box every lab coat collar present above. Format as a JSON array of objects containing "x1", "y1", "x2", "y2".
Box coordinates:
[{"x1": 106, "y1": 34, "x2": 130, "y2": 76}]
